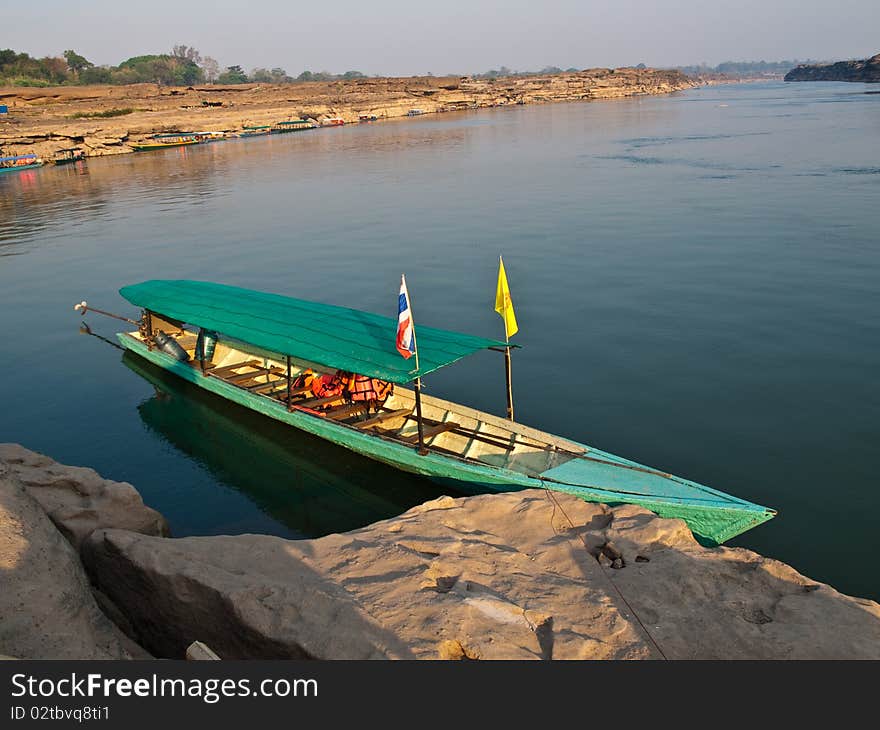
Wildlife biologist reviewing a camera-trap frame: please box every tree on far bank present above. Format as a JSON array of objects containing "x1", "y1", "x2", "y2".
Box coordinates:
[
  {"x1": 201, "y1": 56, "x2": 220, "y2": 83},
  {"x1": 172, "y1": 45, "x2": 202, "y2": 65},
  {"x1": 218, "y1": 65, "x2": 249, "y2": 84},
  {"x1": 80, "y1": 65, "x2": 112, "y2": 84},
  {"x1": 296, "y1": 69, "x2": 366, "y2": 82},
  {"x1": 63, "y1": 50, "x2": 93, "y2": 76},
  {"x1": 117, "y1": 54, "x2": 204, "y2": 85}
]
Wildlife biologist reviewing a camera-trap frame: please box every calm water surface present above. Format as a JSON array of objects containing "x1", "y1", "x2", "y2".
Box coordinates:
[{"x1": 1, "y1": 82, "x2": 877, "y2": 599}]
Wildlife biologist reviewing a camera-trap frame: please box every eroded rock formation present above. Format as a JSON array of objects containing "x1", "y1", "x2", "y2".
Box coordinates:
[
  {"x1": 3, "y1": 444, "x2": 879, "y2": 660},
  {"x1": 0, "y1": 443, "x2": 168, "y2": 551},
  {"x1": 0, "y1": 468, "x2": 150, "y2": 659},
  {"x1": 84, "y1": 492, "x2": 880, "y2": 660},
  {"x1": 0, "y1": 68, "x2": 697, "y2": 159}
]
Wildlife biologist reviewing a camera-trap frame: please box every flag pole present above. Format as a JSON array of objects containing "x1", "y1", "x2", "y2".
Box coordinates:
[
  {"x1": 499, "y1": 255, "x2": 515, "y2": 421},
  {"x1": 504, "y1": 328, "x2": 514, "y2": 422},
  {"x1": 406, "y1": 275, "x2": 428, "y2": 456}
]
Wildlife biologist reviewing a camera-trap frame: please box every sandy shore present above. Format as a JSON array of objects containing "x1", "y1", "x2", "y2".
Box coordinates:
[{"x1": 0, "y1": 68, "x2": 697, "y2": 160}]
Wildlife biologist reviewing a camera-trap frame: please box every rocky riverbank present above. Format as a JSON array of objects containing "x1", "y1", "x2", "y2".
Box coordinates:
[
  {"x1": 0, "y1": 68, "x2": 697, "y2": 160},
  {"x1": 2, "y1": 443, "x2": 879, "y2": 660},
  {"x1": 784, "y1": 53, "x2": 880, "y2": 83}
]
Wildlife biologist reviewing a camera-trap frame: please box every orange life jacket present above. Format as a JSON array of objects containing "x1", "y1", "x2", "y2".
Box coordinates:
[
  {"x1": 347, "y1": 374, "x2": 393, "y2": 403},
  {"x1": 311, "y1": 372, "x2": 346, "y2": 399},
  {"x1": 292, "y1": 369, "x2": 315, "y2": 390}
]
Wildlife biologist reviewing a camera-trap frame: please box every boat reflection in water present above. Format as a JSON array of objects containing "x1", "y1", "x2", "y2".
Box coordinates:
[{"x1": 123, "y1": 352, "x2": 466, "y2": 539}]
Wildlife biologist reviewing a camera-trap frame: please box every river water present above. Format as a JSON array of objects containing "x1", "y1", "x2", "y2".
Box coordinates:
[{"x1": 1, "y1": 81, "x2": 877, "y2": 599}]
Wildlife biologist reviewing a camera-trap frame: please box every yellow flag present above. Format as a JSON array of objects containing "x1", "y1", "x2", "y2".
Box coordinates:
[{"x1": 495, "y1": 255, "x2": 518, "y2": 339}]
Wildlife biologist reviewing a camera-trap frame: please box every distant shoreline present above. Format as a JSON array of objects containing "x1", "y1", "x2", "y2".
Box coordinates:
[
  {"x1": 0, "y1": 68, "x2": 698, "y2": 161},
  {"x1": 784, "y1": 53, "x2": 880, "y2": 83}
]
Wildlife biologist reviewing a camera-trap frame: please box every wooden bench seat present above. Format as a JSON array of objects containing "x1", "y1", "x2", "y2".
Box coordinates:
[
  {"x1": 401, "y1": 421, "x2": 460, "y2": 443},
  {"x1": 226, "y1": 367, "x2": 274, "y2": 383},
  {"x1": 297, "y1": 395, "x2": 345, "y2": 409},
  {"x1": 357, "y1": 408, "x2": 412, "y2": 429},
  {"x1": 247, "y1": 379, "x2": 288, "y2": 393},
  {"x1": 405, "y1": 414, "x2": 516, "y2": 452},
  {"x1": 207, "y1": 360, "x2": 260, "y2": 376},
  {"x1": 325, "y1": 403, "x2": 370, "y2": 421}
]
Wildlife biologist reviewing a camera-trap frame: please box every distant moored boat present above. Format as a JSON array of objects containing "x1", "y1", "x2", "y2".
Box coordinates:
[
  {"x1": 131, "y1": 133, "x2": 200, "y2": 151},
  {"x1": 239, "y1": 125, "x2": 272, "y2": 137},
  {"x1": 0, "y1": 153, "x2": 43, "y2": 172},
  {"x1": 271, "y1": 119, "x2": 317, "y2": 133},
  {"x1": 53, "y1": 148, "x2": 86, "y2": 165}
]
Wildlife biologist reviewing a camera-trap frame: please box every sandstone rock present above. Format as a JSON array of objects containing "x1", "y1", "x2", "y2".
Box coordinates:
[
  {"x1": 84, "y1": 488, "x2": 880, "y2": 661},
  {"x1": 0, "y1": 68, "x2": 698, "y2": 161},
  {"x1": 82, "y1": 492, "x2": 655, "y2": 660},
  {"x1": 9, "y1": 447, "x2": 875, "y2": 660},
  {"x1": 0, "y1": 443, "x2": 169, "y2": 552},
  {"x1": 0, "y1": 477, "x2": 150, "y2": 659},
  {"x1": 82, "y1": 529, "x2": 416, "y2": 660},
  {"x1": 581, "y1": 503, "x2": 880, "y2": 659}
]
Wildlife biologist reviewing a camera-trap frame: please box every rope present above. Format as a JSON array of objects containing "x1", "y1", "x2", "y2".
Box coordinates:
[{"x1": 543, "y1": 490, "x2": 669, "y2": 660}]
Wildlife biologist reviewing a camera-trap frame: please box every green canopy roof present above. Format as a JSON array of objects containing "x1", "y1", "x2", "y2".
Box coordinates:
[{"x1": 120, "y1": 280, "x2": 512, "y2": 384}]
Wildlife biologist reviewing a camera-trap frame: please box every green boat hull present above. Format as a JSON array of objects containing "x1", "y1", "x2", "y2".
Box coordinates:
[
  {"x1": 131, "y1": 141, "x2": 199, "y2": 151},
  {"x1": 118, "y1": 334, "x2": 775, "y2": 545},
  {"x1": 0, "y1": 163, "x2": 43, "y2": 173}
]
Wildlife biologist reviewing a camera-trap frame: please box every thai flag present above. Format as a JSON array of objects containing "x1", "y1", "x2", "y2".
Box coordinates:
[{"x1": 396, "y1": 274, "x2": 416, "y2": 360}]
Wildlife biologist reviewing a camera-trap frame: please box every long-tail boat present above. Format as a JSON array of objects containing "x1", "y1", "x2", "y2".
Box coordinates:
[
  {"x1": 0, "y1": 153, "x2": 43, "y2": 172},
  {"x1": 131, "y1": 133, "x2": 200, "y2": 151},
  {"x1": 239, "y1": 125, "x2": 272, "y2": 138},
  {"x1": 271, "y1": 119, "x2": 317, "y2": 133},
  {"x1": 53, "y1": 148, "x2": 86, "y2": 165},
  {"x1": 100, "y1": 280, "x2": 775, "y2": 545}
]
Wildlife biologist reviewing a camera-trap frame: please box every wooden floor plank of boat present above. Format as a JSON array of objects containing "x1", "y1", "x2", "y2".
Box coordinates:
[
  {"x1": 406, "y1": 414, "x2": 516, "y2": 451},
  {"x1": 401, "y1": 421, "x2": 460, "y2": 443},
  {"x1": 226, "y1": 368, "x2": 272, "y2": 383},
  {"x1": 207, "y1": 360, "x2": 260, "y2": 376},
  {"x1": 298, "y1": 395, "x2": 344, "y2": 409},
  {"x1": 247, "y1": 379, "x2": 287, "y2": 393},
  {"x1": 357, "y1": 408, "x2": 412, "y2": 428},
  {"x1": 324, "y1": 403, "x2": 369, "y2": 421}
]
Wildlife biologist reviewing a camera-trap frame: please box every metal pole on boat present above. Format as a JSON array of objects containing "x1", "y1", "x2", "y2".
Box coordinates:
[
  {"x1": 286, "y1": 355, "x2": 292, "y2": 411},
  {"x1": 145, "y1": 310, "x2": 154, "y2": 349},
  {"x1": 73, "y1": 300, "x2": 140, "y2": 325},
  {"x1": 413, "y1": 377, "x2": 427, "y2": 456},
  {"x1": 404, "y1": 273, "x2": 428, "y2": 456},
  {"x1": 504, "y1": 345, "x2": 514, "y2": 421},
  {"x1": 412, "y1": 343, "x2": 427, "y2": 455},
  {"x1": 495, "y1": 254, "x2": 516, "y2": 421}
]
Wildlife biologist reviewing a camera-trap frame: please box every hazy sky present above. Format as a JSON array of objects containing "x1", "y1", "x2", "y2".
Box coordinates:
[{"x1": 3, "y1": 1, "x2": 878, "y2": 75}]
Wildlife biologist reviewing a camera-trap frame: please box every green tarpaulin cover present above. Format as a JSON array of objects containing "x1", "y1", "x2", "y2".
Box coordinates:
[{"x1": 120, "y1": 280, "x2": 510, "y2": 384}]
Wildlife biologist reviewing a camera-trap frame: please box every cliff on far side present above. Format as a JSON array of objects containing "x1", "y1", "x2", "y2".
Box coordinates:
[{"x1": 785, "y1": 54, "x2": 880, "y2": 82}]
